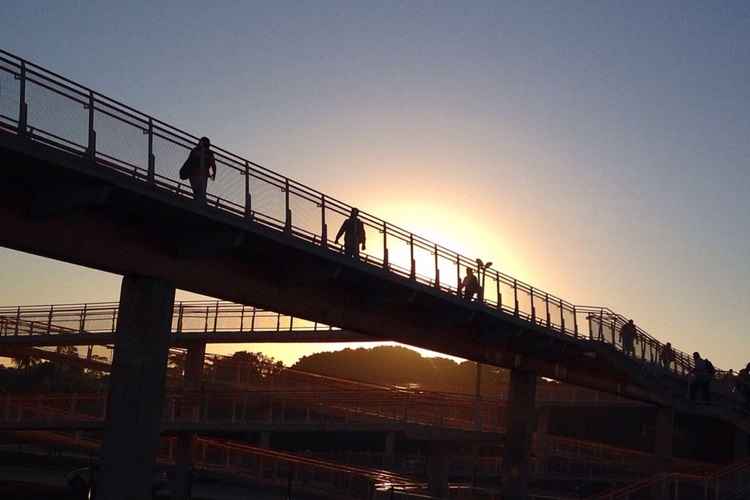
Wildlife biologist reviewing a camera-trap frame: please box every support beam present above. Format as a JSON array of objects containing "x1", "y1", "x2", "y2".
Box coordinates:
[
  {"x1": 654, "y1": 407, "x2": 674, "y2": 471},
  {"x1": 501, "y1": 369, "x2": 537, "y2": 500},
  {"x1": 97, "y1": 275, "x2": 175, "y2": 500}
]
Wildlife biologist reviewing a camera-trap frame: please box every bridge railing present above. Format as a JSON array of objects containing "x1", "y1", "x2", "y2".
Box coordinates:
[
  {"x1": 588, "y1": 458, "x2": 750, "y2": 500},
  {"x1": 0, "y1": 296, "x2": 703, "y2": 382},
  {"x1": 0, "y1": 300, "x2": 336, "y2": 337},
  {"x1": 0, "y1": 49, "x2": 719, "y2": 379}
]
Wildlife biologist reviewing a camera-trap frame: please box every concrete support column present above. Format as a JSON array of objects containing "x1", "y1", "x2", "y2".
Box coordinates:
[
  {"x1": 735, "y1": 429, "x2": 749, "y2": 461},
  {"x1": 427, "y1": 442, "x2": 450, "y2": 499},
  {"x1": 501, "y1": 369, "x2": 537, "y2": 500},
  {"x1": 654, "y1": 407, "x2": 674, "y2": 471},
  {"x1": 98, "y1": 275, "x2": 175, "y2": 500},
  {"x1": 173, "y1": 343, "x2": 205, "y2": 500}
]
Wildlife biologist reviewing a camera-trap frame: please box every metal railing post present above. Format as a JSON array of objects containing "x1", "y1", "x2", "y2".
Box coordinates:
[
  {"x1": 176, "y1": 303, "x2": 184, "y2": 333},
  {"x1": 513, "y1": 279, "x2": 519, "y2": 317},
  {"x1": 250, "y1": 307, "x2": 256, "y2": 332},
  {"x1": 320, "y1": 195, "x2": 327, "y2": 247},
  {"x1": 433, "y1": 244, "x2": 440, "y2": 288},
  {"x1": 17, "y1": 60, "x2": 28, "y2": 135},
  {"x1": 559, "y1": 299, "x2": 565, "y2": 333},
  {"x1": 409, "y1": 233, "x2": 415, "y2": 279},
  {"x1": 598, "y1": 309, "x2": 604, "y2": 341},
  {"x1": 456, "y1": 255, "x2": 461, "y2": 295},
  {"x1": 79, "y1": 304, "x2": 87, "y2": 333},
  {"x1": 496, "y1": 275, "x2": 501, "y2": 310},
  {"x1": 382, "y1": 221, "x2": 389, "y2": 269},
  {"x1": 530, "y1": 287, "x2": 536, "y2": 323},
  {"x1": 86, "y1": 90, "x2": 96, "y2": 158},
  {"x1": 147, "y1": 118, "x2": 155, "y2": 182},
  {"x1": 46, "y1": 305, "x2": 53, "y2": 335},
  {"x1": 244, "y1": 161, "x2": 252, "y2": 220},
  {"x1": 213, "y1": 301, "x2": 219, "y2": 333},
  {"x1": 14, "y1": 306, "x2": 20, "y2": 336},
  {"x1": 284, "y1": 179, "x2": 291, "y2": 233},
  {"x1": 545, "y1": 293, "x2": 551, "y2": 328}
]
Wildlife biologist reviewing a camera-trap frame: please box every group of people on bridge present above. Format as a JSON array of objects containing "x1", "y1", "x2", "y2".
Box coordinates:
[
  {"x1": 180, "y1": 139, "x2": 487, "y2": 300},
  {"x1": 179, "y1": 139, "x2": 749, "y2": 412}
]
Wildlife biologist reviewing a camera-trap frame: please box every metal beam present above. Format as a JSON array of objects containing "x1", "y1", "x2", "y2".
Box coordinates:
[{"x1": 0, "y1": 330, "x2": 374, "y2": 346}]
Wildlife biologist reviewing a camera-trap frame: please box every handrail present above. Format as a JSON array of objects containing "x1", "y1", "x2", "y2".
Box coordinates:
[{"x1": 0, "y1": 48, "x2": 726, "y2": 380}]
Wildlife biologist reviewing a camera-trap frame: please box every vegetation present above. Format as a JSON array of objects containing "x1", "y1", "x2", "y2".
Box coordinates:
[{"x1": 294, "y1": 345, "x2": 510, "y2": 395}]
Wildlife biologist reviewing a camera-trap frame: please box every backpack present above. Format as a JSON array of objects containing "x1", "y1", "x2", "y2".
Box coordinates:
[
  {"x1": 704, "y1": 359, "x2": 716, "y2": 377},
  {"x1": 179, "y1": 152, "x2": 195, "y2": 180}
]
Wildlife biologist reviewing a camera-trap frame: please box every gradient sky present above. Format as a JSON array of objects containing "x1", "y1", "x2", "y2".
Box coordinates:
[{"x1": 1, "y1": 1, "x2": 749, "y2": 368}]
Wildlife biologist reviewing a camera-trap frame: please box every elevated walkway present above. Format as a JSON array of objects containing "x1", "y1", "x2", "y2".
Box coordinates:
[{"x1": 0, "y1": 49, "x2": 737, "y2": 412}]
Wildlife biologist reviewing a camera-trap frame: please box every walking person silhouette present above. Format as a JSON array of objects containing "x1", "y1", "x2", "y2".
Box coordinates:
[
  {"x1": 180, "y1": 137, "x2": 216, "y2": 203},
  {"x1": 619, "y1": 319, "x2": 637, "y2": 358},
  {"x1": 335, "y1": 208, "x2": 366, "y2": 258}
]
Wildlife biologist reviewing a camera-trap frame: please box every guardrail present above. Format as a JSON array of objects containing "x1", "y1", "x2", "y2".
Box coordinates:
[
  {"x1": 0, "y1": 48, "x2": 714, "y2": 379},
  {"x1": 0, "y1": 300, "x2": 336, "y2": 336},
  {"x1": 588, "y1": 458, "x2": 750, "y2": 500}
]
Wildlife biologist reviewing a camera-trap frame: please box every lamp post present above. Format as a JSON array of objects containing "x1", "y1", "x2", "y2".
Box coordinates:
[{"x1": 476, "y1": 259, "x2": 493, "y2": 304}]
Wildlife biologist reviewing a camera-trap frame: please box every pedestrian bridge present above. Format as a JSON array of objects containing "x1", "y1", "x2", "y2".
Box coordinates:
[{"x1": 0, "y1": 49, "x2": 717, "y2": 407}]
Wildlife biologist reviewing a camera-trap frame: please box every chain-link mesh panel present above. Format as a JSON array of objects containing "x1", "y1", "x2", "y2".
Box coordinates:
[
  {"x1": 250, "y1": 174, "x2": 285, "y2": 227},
  {"x1": 323, "y1": 205, "x2": 348, "y2": 253},
  {"x1": 83, "y1": 308, "x2": 118, "y2": 333},
  {"x1": 251, "y1": 310, "x2": 281, "y2": 331},
  {"x1": 210, "y1": 159, "x2": 245, "y2": 213},
  {"x1": 438, "y1": 254, "x2": 459, "y2": 293},
  {"x1": 384, "y1": 233, "x2": 412, "y2": 277},
  {"x1": 516, "y1": 287, "x2": 532, "y2": 321},
  {"x1": 177, "y1": 304, "x2": 213, "y2": 332},
  {"x1": 289, "y1": 191, "x2": 322, "y2": 240},
  {"x1": 562, "y1": 306, "x2": 576, "y2": 335},
  {"x1": 362, "y1": 220, "x2": 385, "y2": 266},
  {"x1": 94, "y1": 107, "x2": 148, "y2": 173},
  {"x1": 547, "y1": 298, "x2": 562, "y2": 330},
  {"x1": 411, "y1": 242, "x2": 435, "y2": 284},
  {"x1": 482, "y1": 273, "x2": 499, "y2": 306},
  {"x1": 26, "y1": 80, "x2": 87, "y2": 149},
  {"x1": 152, "y1": 133, "x2": 191, "y2": 193},
  {"x1": 0, "y1": 66, "x2": 19, "y2": 124}
]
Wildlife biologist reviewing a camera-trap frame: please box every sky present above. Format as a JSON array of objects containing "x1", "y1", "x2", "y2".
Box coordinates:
[{"x1": 0, "y1": 1, "x2": 749, "y2": 368}]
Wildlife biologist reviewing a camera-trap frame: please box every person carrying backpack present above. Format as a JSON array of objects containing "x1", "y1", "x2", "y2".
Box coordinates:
[
  {"x1": 690, "y1": 352, "x2": 713, "y2": 403},
  {"x1": 180, "y1": 137, "x2": 217, "y2": 203}
]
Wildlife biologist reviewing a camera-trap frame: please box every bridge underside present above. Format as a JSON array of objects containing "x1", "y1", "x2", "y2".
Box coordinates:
[{"x1": 0, "y1": 131, "x2": 665, "y2": 404}]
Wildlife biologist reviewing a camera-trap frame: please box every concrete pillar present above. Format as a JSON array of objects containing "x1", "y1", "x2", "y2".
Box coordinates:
[
  {"x1": 97, "y1": 275, "x2": 175, "y2": 500},
  {"x1": 501, "y1": 369, "x2": 537, "y2": 500},
  {"x1": 173, "y1": 343, "x2": 205, "y2": 500},
  {"x1": 735, "y1": 429, "x2": 749, "y2": 461},
  {"x1": 654, "y1": 407, "x2": 674, "y2": 471},
  {"x1": 426, "y1": 442, "x2": 450, "y2": 499}
]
